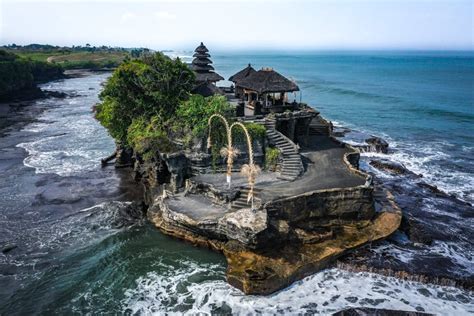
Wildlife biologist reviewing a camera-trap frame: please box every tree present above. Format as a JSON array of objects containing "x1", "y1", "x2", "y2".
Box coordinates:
[{"x1": 95, "y1": 52, "x2": 195, "y2": 145}]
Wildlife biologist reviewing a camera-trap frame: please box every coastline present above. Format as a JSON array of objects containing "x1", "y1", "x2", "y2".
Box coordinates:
[{"x1": 0, "y1": 70, "x2": 472, "y2": 314}]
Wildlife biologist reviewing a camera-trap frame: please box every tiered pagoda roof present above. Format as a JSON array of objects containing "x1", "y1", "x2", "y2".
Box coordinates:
[{"x1": 191, "y1": 42, "x2": 223, "y2": 83}]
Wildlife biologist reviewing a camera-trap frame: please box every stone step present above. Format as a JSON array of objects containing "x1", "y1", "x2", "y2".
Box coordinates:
[
  {"x1": 282, "y1": 165, "x2": 301, "y2": 170},
  {"x1": 283, "y1": 163, "x2": 301, "y2": 166}
]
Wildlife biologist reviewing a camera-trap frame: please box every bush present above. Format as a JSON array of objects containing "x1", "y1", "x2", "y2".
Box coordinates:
[
  {"x1": 95, "y1": 52, "x2": 195, "y2": 146},
  {"x1": 127, "y1": 116, "x2": 176, "y2": 156},
  {"x1": 0, "y1": 49, "x2": 63, "y2": 97},
  {"x1": 265, "y1": 147, "x2": 280, "y2": 171},
  {"x1": 177, "y1": 94, "x2": 234, "y2": 138}
]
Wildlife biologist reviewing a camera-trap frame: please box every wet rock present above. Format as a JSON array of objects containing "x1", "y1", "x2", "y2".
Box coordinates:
[
  {"x1": 332, "y1": 307, "x2": 433, "y2": 315},
  {"x1": 115, "y1": 144, "x2": 134, "y2": 168},
  {"x1": 370, "y1": 159, "x2": 418, "y2": 177},
  {"x1": 112, "y1": 201, "x2": 146, "y2": 228},
  {"x1": 44, "y1": 90, "x2": 68, "y2": 98},
  {"x1": 400, "y1": 215, "x2": 433, "y2": 245},
  {"x1": 1, "y1": 244, "x2": 18, "y2": 254},
  {"x1": 366, "y1": 137, "x2": 389, "y2": 154},
  {"x1": 332, "y1": 127, "x2": 351, "y2": 138},
  {"x1": 354, "y1": 136, "x2": 389, "y2": 154}
]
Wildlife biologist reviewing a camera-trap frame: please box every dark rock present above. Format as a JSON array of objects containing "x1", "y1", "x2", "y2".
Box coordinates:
[
  {"x1": 44, "y1": 90, "x2": 68, "y2": 99},
  {"x1": 112, "y1": 201, "x2": 146, "y2": 228},
  {"x1": 115, "y1": 144, "x2": 134, "y2": 168},
  {"x1": 370, "y1": 159, "x2": 417, "y2": 177},
  {"x1": 400, "y1": 215, "x2": 433, "y2": 245},
  {"x1": 2, "y1": 244, "x2": 18, "y2": 254},
  {"x1": 366, "y1": 137, "x2": 389, "y2": 154}
]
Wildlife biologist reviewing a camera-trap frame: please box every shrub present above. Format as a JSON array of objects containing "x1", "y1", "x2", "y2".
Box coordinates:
[
  {"x1": 177, "y1": 94, "x2": 234, "y2": 138},
  {"x1": 126, "y1": 116, "x2": 176, "y2": 156},
  {"x1": 95, "y1": 52, "x2": 195, "y2": 145},
  {"x1": 265, "y1": 147, "x2": 280, "y2": 171}
]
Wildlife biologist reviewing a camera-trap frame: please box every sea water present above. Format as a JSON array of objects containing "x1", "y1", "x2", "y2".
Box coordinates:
[{"x1": 0, "y1": 52, "x2": 473, "y2": 314}]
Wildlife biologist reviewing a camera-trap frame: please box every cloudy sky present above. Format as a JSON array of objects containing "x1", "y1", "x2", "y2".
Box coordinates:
[{"x1": 0, "y1": 0, "x2": 472, "y2": 50}]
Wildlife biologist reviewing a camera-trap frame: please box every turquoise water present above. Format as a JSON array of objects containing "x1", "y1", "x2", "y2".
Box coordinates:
[
  {"x1": 207, "y1": 51, "x2": 474, "y2": 202},
  {"x1": 1, "y1": 52, "x2": 473, "y2": 314}
]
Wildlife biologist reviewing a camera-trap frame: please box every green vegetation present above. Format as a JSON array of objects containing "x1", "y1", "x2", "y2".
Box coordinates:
[
  {"x1": 126, "y1": 116, "x2": 176, "y2": 159},
  {"x1": 177, "y1": 94, "x2": 234, "y2": 138},
  {"x1": 95, "y1": 52, "x2": 196, "y2": 156},
  {"x1": 265, "y1": 147, "x2": 280, "y2": 171},
  {"x1": 233, "y1": 122, "x2": 266, "y2": 142},
  {"x1": 95, "y1": 51, "x2": 266, "y2": 161},
  {"x1": 0, "y1": 50, "x2": 63, "y2": 98},
  {"x1": 1, "y1": 44, "x2": 148, "y2": 70}
]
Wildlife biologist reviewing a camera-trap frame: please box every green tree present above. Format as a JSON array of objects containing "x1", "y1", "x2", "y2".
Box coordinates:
[
  {"x1": 95, "y1": 52, "x2": 195, "y2": 144},
  {"x1": 176, "y1": 94, "x2": 234, "y2": 138}
]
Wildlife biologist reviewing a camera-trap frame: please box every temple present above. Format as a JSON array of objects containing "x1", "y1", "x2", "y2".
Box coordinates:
[
  {"x1": 146, "y1": 42, "x2": 402, "y2": 295},
  {"x1": 190, "y1": 42, "x2": 224, "y2": 97}
]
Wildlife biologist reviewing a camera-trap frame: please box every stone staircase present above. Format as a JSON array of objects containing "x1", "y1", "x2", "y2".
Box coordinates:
[
  {"x1": 263, "y1": 118, "x2": 304, "y2": 181},
  {"x1": 309, "y1": 117, "x2": 331, "y2": 136},
  {"x1": 230, "y1": 187, "x2": 262, "y2": 211}
]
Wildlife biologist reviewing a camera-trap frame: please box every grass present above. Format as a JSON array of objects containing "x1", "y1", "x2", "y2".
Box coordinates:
[{"x1": 3, "y1": 49, "x2": 128, "y2": 69}]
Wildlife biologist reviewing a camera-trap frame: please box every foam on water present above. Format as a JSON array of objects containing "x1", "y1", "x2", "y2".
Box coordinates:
[
  {"x1": 334, "y1": 121, "x2": 474, "y2": 203},
  {"x1": 122, "y1": 264, "x2": 474, "y2": 315},
  {"x1": 16, "y1": 74, "x2": 115, "y2": 177}
]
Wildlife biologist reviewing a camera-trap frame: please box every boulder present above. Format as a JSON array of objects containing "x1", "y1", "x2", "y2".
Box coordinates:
[
  {"x1": 400, "y1": 214, "x2": 433, "y2": 245},
  {"x1": 365, "y1": 137, "x2": 389, "y2": 154}
]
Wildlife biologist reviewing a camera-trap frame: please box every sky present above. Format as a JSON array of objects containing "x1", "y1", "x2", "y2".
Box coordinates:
[{"x1": 0, "y1": 0, "x2": 472, "y2": 51}]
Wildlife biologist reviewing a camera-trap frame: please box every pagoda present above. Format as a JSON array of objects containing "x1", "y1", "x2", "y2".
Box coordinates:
[{"x1": 191, "y1": 42, "x2": 224, "y2": 84}]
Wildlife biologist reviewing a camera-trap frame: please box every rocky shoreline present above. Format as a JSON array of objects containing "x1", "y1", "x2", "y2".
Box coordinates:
[
  {"x1": 105, "y1": 112, "x2": 410, "y2": 295},
  {"x1": 104, "y1": 115, "x2": 474, "y2": 295}
]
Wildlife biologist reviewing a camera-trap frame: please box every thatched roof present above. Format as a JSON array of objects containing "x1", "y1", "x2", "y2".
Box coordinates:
[
  {"x1": 191, "y1": 64, "x2": 215, "y2": 72},
  {"x1": 192, "y1": 57, "x2": 213, "y2": 65},
  {"x1": 236, "y1": 68, "x2": 299, "y2": 94},
  {"x1": 195, "y1": 71, "x2": 224, "y2": 82},
  {"x1": 195, "y1": 42, "x2": 209, "y2": 53},
  {"x1": 190, "y1": 42, "x2": 223, "y2": 83},
  {"x1": 191, "y1": 82, "x2": 224, "y2": 97},
  {"x1": 229, "y1": 63, "x2": 256, "y2": 83},
  {"x1": 193, "y1": 52, "x2": 210, "y2": 58}
]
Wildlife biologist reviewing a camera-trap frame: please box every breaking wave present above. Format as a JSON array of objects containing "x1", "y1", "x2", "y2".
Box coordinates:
[
  {"x1": 122, "y1": 265, "x2": 474, "y2": 315},
  {"x1": 16, "y1": 74, "x2": 115, "y2": 176}
]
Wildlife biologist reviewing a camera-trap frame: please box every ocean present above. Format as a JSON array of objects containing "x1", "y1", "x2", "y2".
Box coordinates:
[{"x1": 0, "y1": 52, "x2": 473, "y2": 314}]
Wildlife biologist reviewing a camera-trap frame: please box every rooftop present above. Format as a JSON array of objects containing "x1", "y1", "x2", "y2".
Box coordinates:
[
  {"x1": 229, "y1": 63, "x2": 256, "y2": 83},
  {"x1": 236, "y1": 68, "x2": 299, "y2": 94}
]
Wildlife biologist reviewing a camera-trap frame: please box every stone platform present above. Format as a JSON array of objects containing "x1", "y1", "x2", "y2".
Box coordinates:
[{"x1": 147, "y1": 134, "x2": 401, "y2": 294}]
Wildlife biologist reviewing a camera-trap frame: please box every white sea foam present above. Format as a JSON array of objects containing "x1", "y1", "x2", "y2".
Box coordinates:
[
  {"x1": 335, "y1": 120, "x2": 474, "y2": 203},
  {"x1": 30, "y1": 201, "x2": 136, "y2": 252},
  {"x1": 122, "y1": 265, "x2": 474, "y2": 315},
  {"x1": 17, "y1": 73, "x2": 115, "y2": 176}
]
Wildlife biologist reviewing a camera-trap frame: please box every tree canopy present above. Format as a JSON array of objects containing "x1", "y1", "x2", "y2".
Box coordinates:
[{"x1": 95, "y1": 52, "x2": 195, "y2": 144}]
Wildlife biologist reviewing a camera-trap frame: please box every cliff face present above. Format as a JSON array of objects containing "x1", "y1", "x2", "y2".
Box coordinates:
[{"x1": 126, "y1": 134, "x2": 401, "y2": 295}]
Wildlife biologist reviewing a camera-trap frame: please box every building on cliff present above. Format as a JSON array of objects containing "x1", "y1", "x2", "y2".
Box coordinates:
[
  {"x1": 233, "y1": 67, "x2": 300, "y2": 116},
  {"x1": 228, "y1": 63, "x2": 256, "y2": 98},
  {"x1": 190, "y1": 42, "x2": 224, "y2": 97}
]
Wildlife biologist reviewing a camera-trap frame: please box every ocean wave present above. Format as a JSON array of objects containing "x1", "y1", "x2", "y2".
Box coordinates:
[
  {"x1": 122, "y1": 266, "x2": 473, "y2": 315},
  {"x1": 27, "y1": 201, "x2": 142, "y2": 252},
  {"x1": 335, "y1": 123, "x2": 474, "y2": 203},
  {"x1": 16, "y1": 78, "x2": 115, "y2": 177}
]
